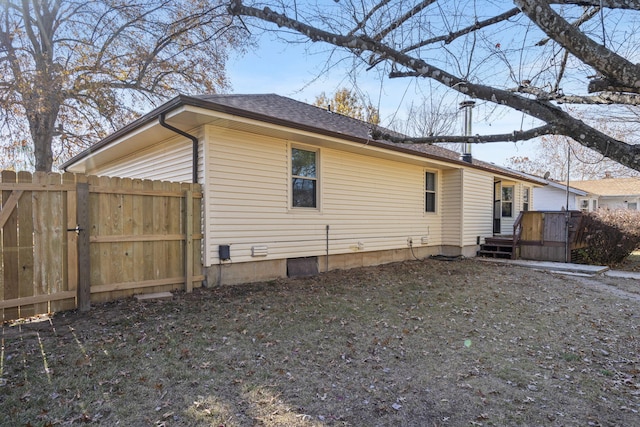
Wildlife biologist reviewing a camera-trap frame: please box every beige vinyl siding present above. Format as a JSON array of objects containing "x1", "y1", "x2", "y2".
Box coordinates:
[
  {"x1": 88, "y1": 135, "x2": 194, "y2": 182},
  {"x1": 205, "y1": 127, "x2": 441, "y2": 265},
  {"x1": 461, "y1": 169, "x2": 493, "y2": 245},
  {"x1": 440, "y1": 169, "x2": 462, "y2": 246}
]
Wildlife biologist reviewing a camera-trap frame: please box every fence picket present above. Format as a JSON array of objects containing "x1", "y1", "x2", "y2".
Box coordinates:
[
  {"x1": 47, "y1": 173, "x2": 66, "y2": 314},
  {"x1": 61, "y1": 172, "x2": 78, "y2": 313},
  {"x1": 17, "y1": 171, "x2": 34, "y2": 318},
  {"x1": 2, "y1": 171, "x2": 19, "y2": 320},
  {"x1": 120, "y1": 178, "x2": 135, "y2": 290},
  {"x1": 131, "y1": 179, "x2": 145, "y2": 284},
  {"x1": 31, "y1": 172, "x2": 48, "y2": 315}
]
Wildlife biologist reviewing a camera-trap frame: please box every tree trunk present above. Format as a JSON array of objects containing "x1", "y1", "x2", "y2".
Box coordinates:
[{"x1": 27, "y1": 104, "x2": 59, "y2": 172}]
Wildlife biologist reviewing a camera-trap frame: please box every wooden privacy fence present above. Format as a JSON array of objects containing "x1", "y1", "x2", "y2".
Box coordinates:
[
  {"x1": 0, "y1": 171, "x2": 203, "y2": 322},
  {"x1": 513, "y1": 210, "x2": 587, "y2": 262}
]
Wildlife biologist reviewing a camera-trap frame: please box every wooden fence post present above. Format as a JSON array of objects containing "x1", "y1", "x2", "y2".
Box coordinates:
[
  {"x1": 77, "y1": 181, "x2": 91, "y2": 311},
  {"x1": 184, "y1": 189, "x2": 194, "y2": 293}
]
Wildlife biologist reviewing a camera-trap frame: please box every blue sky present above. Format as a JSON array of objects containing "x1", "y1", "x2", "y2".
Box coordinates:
[{"x1": 226, "y1": 32, "x2": 537, "y2": 167}]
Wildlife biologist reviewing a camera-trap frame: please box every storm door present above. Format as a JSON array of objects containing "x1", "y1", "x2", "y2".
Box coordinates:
[{"x1": 493, "y1": 181, "x2": 501, "y2": 234}]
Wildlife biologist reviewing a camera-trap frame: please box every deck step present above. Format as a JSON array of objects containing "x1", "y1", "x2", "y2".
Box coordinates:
[
  {"x1": 477, "y1": 236, "x2": 514, "y2": 259},
  {"x1": 477, "y1": 250, "x2": 513, "y2": 258}
]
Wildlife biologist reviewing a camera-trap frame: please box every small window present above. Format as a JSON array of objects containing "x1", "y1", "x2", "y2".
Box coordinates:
[
  {"x1": 291, "y1": 147, "x2": 318, "y2": 208},
  {"x1": 592, "y1": 200, "x2": 598, "y2": 211},
  {"x1": 523, "y1": 187, "x2": 530, "y2": 212},
  {"x1": 580, "y1": 199, "x2": 589, "y2": 212},
  {"x1": 501, "y1": 186, "x2": 514, "y2": 217},
  {"x1": 425, "y1": 171, "x2": 436, "y2": 213},
  {"x1": 628, "y1": 202, "x2": 637, "y2": 210}
]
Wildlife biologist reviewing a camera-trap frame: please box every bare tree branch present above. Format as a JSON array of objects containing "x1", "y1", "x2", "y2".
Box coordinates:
[
  {"x1": 510, "y1": 85, "x2": 640, "y2": 104},
  {"x1": 372, "y1": 124, "x2": 557, "y2": 144},
  {"x1": 230, "y1": 0, "x2": 640, "y2": 172},
  {"x1": 536, "y1": 6, "x2": 600, "y2": 47},
  {"x1": 588, "y1": 78, "x2": 640, "y2": 93},
  {"x1": 549, "y1": 0, "x2": 640, "y2": 9},
  {"x1": 371, "y1": 0, "x2": 436, "y2": 42},
  {"x1": 1, "y1": 0, "x2": 244, "y2": 170},
  {"x1": 516, "y1": 0, "x2": 640, "y2": 92},
  {"x1": 347, "y1": 0, "x2": 392, "y2": 37},
  {"x1": 403, "y1": 7, "x2": 521, "y2": 52}
]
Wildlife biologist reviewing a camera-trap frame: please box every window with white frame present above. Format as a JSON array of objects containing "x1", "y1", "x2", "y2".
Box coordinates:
[
  {"x1": 501, "y1": 185, "x2": 514, "y2": 217},
  {"x1": 580, "y1": 199, "x2": 589, "y2": 212},
  {"x1": 425, "y1": 171, "x2": 436, "y2": 213},
  {"x1": 523, "y1": 187, "x2": 530, "y2": 212},
  {"x1": 291, "y1": 147, "x2": 318, "y2": 208}
]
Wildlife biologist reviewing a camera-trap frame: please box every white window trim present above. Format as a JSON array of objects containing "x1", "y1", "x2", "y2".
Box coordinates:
[
  {"x1": 501, "y1": 185, "x2": 514, "y2": 218},
  {"x1": 289, "y1": 143, "x2": 321, "y2": 212},
  {"x1": 579, "y1": 198, "x2": 590, "y2": 212},
  {"x1": 424, "y1": 169, "x2": 438, "y2": 215}
]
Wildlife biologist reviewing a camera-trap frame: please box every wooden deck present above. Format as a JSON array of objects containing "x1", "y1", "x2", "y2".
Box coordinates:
[{"x1": 477, "y1": 211, "x2": 588, "y2": 263}]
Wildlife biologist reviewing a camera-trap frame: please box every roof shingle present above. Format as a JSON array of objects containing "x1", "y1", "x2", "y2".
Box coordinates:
[{"x1": 568, "y1": 177, "x2": 640, "y2": 196}]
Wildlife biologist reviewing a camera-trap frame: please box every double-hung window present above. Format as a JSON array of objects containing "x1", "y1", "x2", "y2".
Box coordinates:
[
  {"x1": 291, "y1": 147, "x2": 318, "y2": 208},
  {"x1": 425, "y1": 171, "x2": 436, "y2": 213},
  {"x1": 501, "y1": 186, "x2": 514, "y2": 217}
]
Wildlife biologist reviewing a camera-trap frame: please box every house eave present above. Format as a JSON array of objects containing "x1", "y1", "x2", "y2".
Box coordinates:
[
  {"x1": 544, "y1": 181, "x2": 589, "y2": 196},
  {"x1": 61, "y1": 94, "x2": 541, "y2": 185}
]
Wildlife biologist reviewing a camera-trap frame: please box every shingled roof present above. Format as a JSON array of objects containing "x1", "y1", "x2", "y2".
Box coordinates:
[
  {"x1": 193, "y1": 93, "x2": 406, "y2": 141},
  {"x1": 567, "y1": 177, "x2": 640, "y2": 196},
  {"x1": 63, "y1": 93, "x2": 538, "y2": 184},
  {"x1": 191, "y1": 94, "x2": 489, "y2": 165}
]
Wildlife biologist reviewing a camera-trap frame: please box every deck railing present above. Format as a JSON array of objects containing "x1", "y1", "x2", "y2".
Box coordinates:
[{"x1": 511, "y1": 211, "x2": 524, "y2": 259}]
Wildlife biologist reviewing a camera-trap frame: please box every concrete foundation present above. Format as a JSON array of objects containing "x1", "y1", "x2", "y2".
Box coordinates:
[{"x1": 204, "y1": 245, "x2": 477, "y2": 286}]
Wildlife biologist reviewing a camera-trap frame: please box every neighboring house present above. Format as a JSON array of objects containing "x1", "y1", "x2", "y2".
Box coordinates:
[
  {"x1": 569, "y1": 177, "x2": 640, "y2": 211},
  {"x1": 533, "y1": 179, "x2": 589, "y2": 211},
  {"x1": 62, "y1": 94, "x2": 540, "y2": 285}
]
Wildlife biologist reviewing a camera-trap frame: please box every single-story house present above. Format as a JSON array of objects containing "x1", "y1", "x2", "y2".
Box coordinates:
[
  {"x1": 532, "y1": 179, "x2": 589, "y2": 211},
  {"x1": 62, "y1": 94, "x2": 540, "y2": 285},
  {"x1": 569, "y1": 177, "x2": 640, "y2": 211},
  {"x1": 531, "y1": 175, "x2": 640, "y2": 212}
]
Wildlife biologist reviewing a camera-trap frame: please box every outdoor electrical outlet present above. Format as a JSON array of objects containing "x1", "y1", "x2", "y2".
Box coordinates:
[{"x1": 407, "y1": 237, "x2": 413, "y2": 247}]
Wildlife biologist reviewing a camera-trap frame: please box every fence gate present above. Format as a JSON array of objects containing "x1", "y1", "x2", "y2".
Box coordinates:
[
  {"x1": 1, "y1": 171, "x2": 203, "y2": 322},
  {"x1": 0, "y1": 171, "x2": 76, "y2": 320}
]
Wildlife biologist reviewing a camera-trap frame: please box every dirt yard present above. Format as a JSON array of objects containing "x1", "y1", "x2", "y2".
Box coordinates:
[{"x1": 1, "y1": 258, "x2": 639, "y2": 426}]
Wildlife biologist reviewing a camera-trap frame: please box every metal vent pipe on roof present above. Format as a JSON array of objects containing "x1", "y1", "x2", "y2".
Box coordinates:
[{"x1": 459, "y1": 100, "x2": 475, "y2": 163}]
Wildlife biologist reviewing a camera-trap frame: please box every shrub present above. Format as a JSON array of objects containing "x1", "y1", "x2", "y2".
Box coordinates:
[{"x1": 579, "y1": 209, "x2": 640, "y2": 266}]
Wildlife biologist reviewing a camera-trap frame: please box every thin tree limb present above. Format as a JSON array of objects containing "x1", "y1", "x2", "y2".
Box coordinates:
[
  {"x1": 536, "y1": 6, "x2": 600, "y2": 47},
  {"x1": 230, "y1": 0, "x2": 640, "y2": 171},
  {"x1": 511, "y1": 85, "x2": 640, "y2": 104},
  {"x1": 371, "y1": 0, "x2": 436, "y2": 42},
  {"x1": 516, "y1": 0, "x2": 640, "y2": 91},
  {"x1": 371, "y1": 124, "x2": 557, "y2": 144},
  {"x1": 403, "y1": 7, "x2": 520, "y2": 53}
]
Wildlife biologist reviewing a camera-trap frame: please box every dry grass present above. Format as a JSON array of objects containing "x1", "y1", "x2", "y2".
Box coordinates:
[
  {"x1": 1, "y1": 258, "x2": 639, "y2": 426},
  {"x1": 617, "y1": 250, "x2": 640, "y2": 272}
]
